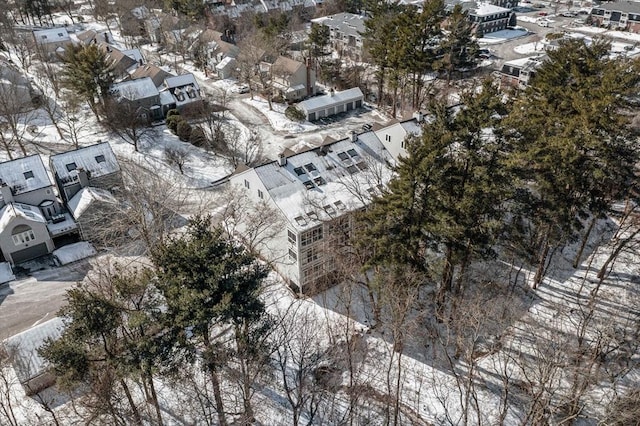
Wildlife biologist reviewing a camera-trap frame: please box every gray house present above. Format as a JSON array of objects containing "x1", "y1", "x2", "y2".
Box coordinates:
[
  {"x1": 297, "y1": 87, "x2": 364, "y2": 121},
  {"x1": 50, "y1": 142, "x2": 123, "y2": 203},
  {"x1": 109, "y1": 77, "x2": 163, "y2": 121},
  {"x1": 0, "y1": 155, "x2": 73, "y2": 264}
]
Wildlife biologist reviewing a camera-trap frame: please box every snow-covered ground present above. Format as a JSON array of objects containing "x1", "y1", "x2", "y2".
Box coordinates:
[{"x1": 52, "y1": 242, "x2": 96, "y2": 265}]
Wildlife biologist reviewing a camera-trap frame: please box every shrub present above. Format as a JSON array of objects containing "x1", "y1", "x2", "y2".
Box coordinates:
[
  {"x1": 166, "y1": 109, "x2": 180, "y2": 118},
  {"x1": 285, "y1": 106, "x2": 305, "y2": 122},
  {"x1": 177, "y1": 120, "x2": 193, "y2": 142},
  {"x1": 167, "y1": 115, "x2": 182, "y2": 134},
  {"x1": 190, "y1": 126, "x2": 207, "y2": 147}
]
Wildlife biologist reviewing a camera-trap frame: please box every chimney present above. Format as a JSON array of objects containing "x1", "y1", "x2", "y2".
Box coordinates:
[
  {"x1": 412, "y1": 110, "x2": 424, "y2": 122},
  {"x1": 0, "y1": 184, "x2": 13, "y2": 204},
  {"x1": 350, "y1": 130, "x2": 357, "y2": 143},
  {"x1": 78, "y1": 168, "x2": 90, "y2": 188},
  {"x1": 278, "y1": 153, "x2": 287, "y2": 167},
  {"x1": 104, "y1": 32, "x2": 109, "y2": 44}
]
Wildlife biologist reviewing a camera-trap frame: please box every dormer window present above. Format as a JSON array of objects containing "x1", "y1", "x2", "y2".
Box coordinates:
[
  {"x1": 95, "y1": 155, "x2": 106, "y2": 163},
  {"x1": 23, "y1": 171, "x2": 34, "y2": 179},
  {"x1": 66, "y1": 162, "x2": 77, "y2": 172}
]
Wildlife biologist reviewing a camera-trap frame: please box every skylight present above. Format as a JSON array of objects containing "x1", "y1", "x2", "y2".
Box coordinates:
[
  {"x1": 307, "y1": 211, "x2": 318, "y2": 221},
  {"x1": 324, "y1": 205, "x2": 336, "y2": 215},
  {"x1": 304, "y1": 163, "x2": 317, "y2": 172},
  {"x1": 346, "y1": 165, "x2": 359, "y2": 174},
  {"x1": 294, "y1": 167, "x2": 306, "y2": 176},
  {"x1": 347, "y1": 148, "x2": 358, "y2": 158},
  {"x1": 356, "y1": 161, "x2": 368, "y2": 171},
  {"x1": 335, "y1": 200, "x2": 346, "y2": 211},
  {"x1": 66, "y1": 162, "x2": 77, "y2": 172},
  {"x1": 338, "y1": 152, "x2": 349, "y2": 161},
  {"x1": 295, "y1": 216, "x2": 308, "y2": 226},
  {"x1": 95, "y1": 155, "x2": 106, "y2": 163},
  {"x1": 303, "y1": 180, "x2": 315, "y2": 190},
  {"x1": 23, "y1": 171, "x2": 34, "y2": 179}
]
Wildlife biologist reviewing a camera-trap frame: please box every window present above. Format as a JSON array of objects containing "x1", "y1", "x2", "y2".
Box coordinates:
[
  {"x1": 304, "y1": 163, "x2": 317, "y2": 172},
  {"x1": 334, "y1": 200, "x2": 346, "y2": 210},
  {"x1": 338, "y1": 152, "x2": 349, "y2": 161},
  {"x1": 289, "y1": 249, "x2": 297, "y2": 261},
  {"x1": 244, "y1": 179, "x2": 250, "y2": 189},
  {"x1": 66, "y1": 162, "x2": 77, "y2": 172},
  {"x1": 307, "y1": 211, "x2": 318, "y2": 221},
  {"x1": 301, "y1": 226, "x2": 323, "y2": 246},
  {"x1": 323, "y1": 204, "x2": 336, "y2": 215},
  {"x1": 12, "y1": 226, "x2": 35, "y2": 245},
  {"x1": 294, "y1": 167, "x2": 306, "y2": 176},
  {"x1": 385, "y1": 134, "x2": 391, "y2": 142},
  {"x1": 347, "y1": 149, "x2": 358, "y2": 158},
  {"x1": 288, "y1": 230, "x2": 297, "y2": 245},
  {"x1": 314, "y1": 177, "x2": 326, "y2": 186},
  {"x1": 346, "y1": 165, "x2": 359, "y2": 174},
  {"x1": 23, "y1": 171, "x2": 34, "y2": 179},
  {"x1": 95, "y1": 155, "x2": 106, "y2": 163},
  {"x1": 303, "y1": 181, "x2": 315, "y2": 190},
  {"x1": 295, "y1": 216, "x2": 308, "y2": 227},
  {"x1": 258, "y1": 189, "x2": 264, "y2": 199},
  {"x1": 302, "y1": 246, "x2": 321, "y2": 265},
  {"x1": 356, "y1": 162, "x2": 368, "y2": 171}
]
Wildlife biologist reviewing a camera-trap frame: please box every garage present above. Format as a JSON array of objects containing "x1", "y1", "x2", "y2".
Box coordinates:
[
  {"x1": 11, "y1": 243, "x2": 48, "y2": 264},
  {"x1": 297, "y1": 87, "x2": 364, "y2": 121}
]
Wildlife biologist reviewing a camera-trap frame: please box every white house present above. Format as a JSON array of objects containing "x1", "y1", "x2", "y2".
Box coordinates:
[
  {"x1": 297, "y1": 87, "x2": 364, "y2": 121},
  {"x1": 229, "y1": 119, "x2": 422, "y2": 293}
]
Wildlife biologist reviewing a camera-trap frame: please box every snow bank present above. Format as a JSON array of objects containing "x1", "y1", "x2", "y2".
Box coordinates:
[
  {"x1": 243, "y1": 97, "x2": 319, "y2": 133},
  {"x1": 478, "y1": 28, "x2": 529, "y2": 44},
  {"x1": 53, "y1": 242, "x2": 96, "y2": 265},
  {"x1": 0, "y1": 262, "x2": 15, "y2": 283}
]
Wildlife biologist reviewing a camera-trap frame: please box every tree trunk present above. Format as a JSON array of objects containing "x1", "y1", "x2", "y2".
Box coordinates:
[
  {"x1": 119, "y1": 378, "x2": 143, "y2": 426},
  {"x1": 573, "y1": 216, "x2": 596, "y2": 268},
  {"x1": 533, "y1": 233, "x2": 550, "y2": 289},
  {"x1": 203, "y1": 333, "x2": 228, "y2": 426},
  {"x1": 145, "y1": 368, "x2": 164, "y2": 426}
]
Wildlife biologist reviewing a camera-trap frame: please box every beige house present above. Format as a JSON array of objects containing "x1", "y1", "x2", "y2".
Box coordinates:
[{"x1": 268, "y1": 56, "x2": 316, "y2": 102}]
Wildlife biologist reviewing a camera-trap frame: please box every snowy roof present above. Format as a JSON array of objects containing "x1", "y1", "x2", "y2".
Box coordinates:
[
  {"x1": 215, "y1": 56, "x2": 236, "y2": 70},
  {"x1": 298, "y1": 88, "x2": 364, "y2": 113},
  {"x1": 3, "y1": 317, "x2": 65, "y2": 384},
  {"x1": 111, "y1": 77, "x2": 159, "y2": 101},
  {"x1": 472, "y1": 2, "x2": 511, "y2": 16},
  {"x1": 593, "y1": 1, "x2": 640, "y2": 14},
  {"x1": 122, "y1": 48, "x2": 144, "y2": 65},
  {"x1": 272, "y1": 56, "x2": 305, "y2": 76},
  {"x1": 67, "y1": 187, "x2": 117, "y2": 219},
  {"x1": 164, "y1": 73, "x2": 200, "y2": 91},
  {"x1": 50, "y1": 142, "x2": 120, "y2": 182},
  {"x1": 238, "y1": 131, "x2": 395, "y2": 231},
  {"x1": 0, "y1": 203, "x2": 46, "y2": 233},
  {"x1": 33, "y1": 28, "x2": 70, "y2": 44},
  {"x1": 311, "y1": 12, "x2": 366, "y2": 37},
  {"x1": 0, "y1": 155, "x2": 52, "y2": 197},
  {"x1": 160, "y1": 90, "x2": 176, "y2": 106}
]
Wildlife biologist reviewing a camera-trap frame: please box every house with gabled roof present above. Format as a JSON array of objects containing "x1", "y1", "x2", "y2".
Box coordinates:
[
  {"x1": 0, "y1": 155, "x2": 76, "y2": 264},
  {"x1": 297, "y1": 87, "x2": 364, "y2": 121},
  {"x1": 267, "y1": 56, "x2": 316, "y2": 101},
  {"x1": 499, "y1": 55, "x2": 546, "y2": 90},
  {"x1": 162, "y1": 73, "x2": 203, "y2": 112},
  {"x1": 130, "y1": 64, "x2": 175, "y2": 88},
  {"x1": 32, "y1": 28, "x2": 73, "y2": 60},
  {"x1": 102, "y1": 44, "x2": 141, "y2": 79},
  {"x1": 50, "y1": 142, "x2": 123, "y2": 203},
  {"x1": 67, "y1": 186, "x2": 121, "y2": 246},
  {"x1": 109, "y1": 77, "x2": 163, "y2": 121},
  {"x1": 229, "y1": 124, "x2": 411, "y2": 293},
  {"x1": 590, "y1": 1, "x2": 640, "y2": 33}
]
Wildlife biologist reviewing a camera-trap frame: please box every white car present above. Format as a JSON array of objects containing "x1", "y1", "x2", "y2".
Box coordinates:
[{"x1": 232, "y1": 84, "x2": 249, "y2": 94}]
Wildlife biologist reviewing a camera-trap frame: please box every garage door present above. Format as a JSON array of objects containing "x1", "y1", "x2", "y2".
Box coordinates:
[
  {"x1": 355, "y1": 100, "x2": 362, "y2": 108},
  {"x1": 309, "y1": 112, "x2": 316, "y2": 121},
  {"x1": 346, "y1": 102, "x2": 353, "y2": 111},
  {"x1": 336, "y1": 104, "x2": 344, "y2": 113},
  {"x1": 11, "y1": 243, "x2": 48, "y2": 264}
]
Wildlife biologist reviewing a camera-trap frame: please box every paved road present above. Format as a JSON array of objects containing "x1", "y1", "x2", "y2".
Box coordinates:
[{"x1": 0, "y1": 261, "x2": 90, "y2": 340}]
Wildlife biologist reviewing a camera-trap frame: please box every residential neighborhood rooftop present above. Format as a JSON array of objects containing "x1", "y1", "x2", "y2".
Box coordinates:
[
  {"x1": 0, "y1": 155, "x2": 52, "y2": 196},
  {"x1": 50, "y1": 142, "x2": 120, "y2": 182}
]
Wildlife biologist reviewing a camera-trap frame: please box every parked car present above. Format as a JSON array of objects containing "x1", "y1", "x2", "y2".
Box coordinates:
[
  {"x1": 560, "y1": 11, "x2": 577, "y2": 17},
  {"x1": 232, "y1": 84, "x2": 249, "y2": 94},
  {"x1": 362, "y1": 123, "x2": 373, "y2": 131},
  {"x1": 533, "y1": 3, "x2": 545, "y2": 8}
]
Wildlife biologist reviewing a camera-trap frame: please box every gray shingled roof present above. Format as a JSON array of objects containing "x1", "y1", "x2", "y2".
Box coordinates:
[{"x1": 592, "y1": 1, "x2": 640, "y2": 14}]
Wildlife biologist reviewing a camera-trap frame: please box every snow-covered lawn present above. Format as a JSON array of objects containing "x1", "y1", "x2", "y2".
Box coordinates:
[
  {"x1": 243, "y1": 97, "x2": 319, "y2": 133},
  {"x1": 0, "y1": 262, "x2": 15, "y2": 284}
]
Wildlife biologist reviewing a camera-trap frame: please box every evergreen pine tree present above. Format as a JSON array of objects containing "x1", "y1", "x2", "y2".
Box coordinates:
[{"x1": 151, "y1": 215, "x2": 269, "y2": 426}]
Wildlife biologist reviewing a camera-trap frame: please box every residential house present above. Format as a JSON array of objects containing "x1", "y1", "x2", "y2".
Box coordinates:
[
  {"x1": 50, "y1": 142, "x2": 123, "y2": 203},
  {"x1": 0, "y1": 155, "x2": 74, "y2": 264},
  {"x1": 268, "y1": 56, "x2": 316, "y2": 102},
  {"x1": 297, "y1": 87, "x2": 364, "y2": 121},
  {"x1": 130, "y1": 64, "x2": 175, "y2": 88},
  {"x1": 374, "y1": 115, "x2": 423, "y2": 161},
  {"x1": 590, "y1": 1, "x2": 640, "y2": 33},
  {"x1": 32, "y1": 28, "x2": 73, "y2": 60},
  {"x1": 193, "y1": 29, "x2": 239, "y2": 76},
  {"x1": 310, "y1": 13, "x2": 366, "y2": 60},
  {"x1": 67, "y1": 187, "x2": 120, "y2": 245},
  {"x1": 229, "y1": 121, "x2": 423, "y2": 293},
  {"x1": 162, "y1": 73, "x2": 204, "y2": 112},
  {"x1": 109, "y1": 77, "x2": 163, "y2": 121},
  {"x1": 498, "y1": 55, "x2": 546, "y2": 90},
  {"x1": 466, "y1": 2, "x2": 513, "y2": 36},
  {"x1": 3, "y1": 317, "x2": 65, "y2": 395},
  {"x1": 103, "y1": 44, "x2": 141, "y2": 79}
]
